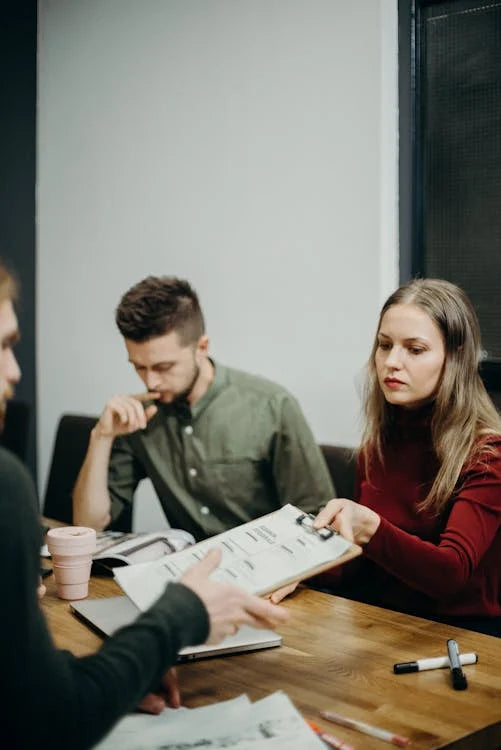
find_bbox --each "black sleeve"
[0,449,209,750]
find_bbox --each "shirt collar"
[190,359,227,419]
[157,362,227,424]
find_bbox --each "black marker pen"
[394,652,477,674]
[447,639,468,690]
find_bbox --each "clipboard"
[115,504,362,612]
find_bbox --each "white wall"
[38,0,398,527]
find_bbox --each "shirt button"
[184,425,193,435]
[200,506,210,515]
[188,468,197,477]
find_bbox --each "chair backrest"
[42,414,98,523]
[0,399,31,463]
[319,444,357,499]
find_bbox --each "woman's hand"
[313,498,381,545]
[267,580,299,604]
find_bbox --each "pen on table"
[320,710,409,747]
[394,651,477,674]
[447,639,468,690]
[306,720,354,750]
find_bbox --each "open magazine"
[91,529,195,574]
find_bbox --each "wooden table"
[41,573,501,750]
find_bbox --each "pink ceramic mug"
[46,527,96,600]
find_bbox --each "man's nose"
[144,371,162,391]
[7,349,21,384]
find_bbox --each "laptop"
[70,596,282,662]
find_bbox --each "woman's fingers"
[313,498,346,528]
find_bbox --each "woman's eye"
[377,342,391,351]
[409,347,424,355]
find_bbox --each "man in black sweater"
[0,262,287,749]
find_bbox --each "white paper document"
[115,504,357,611]
[94,692,325,750]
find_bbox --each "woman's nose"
[385,346,403,369]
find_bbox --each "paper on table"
[115,503,360,612]
[94,695,249,750]
[94,692,324,750]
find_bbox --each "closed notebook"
[70,595,282,661]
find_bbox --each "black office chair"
[0,398,31,463]
[42,414,98,524]
[319,444,357,499]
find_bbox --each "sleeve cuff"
[155,582,210,649]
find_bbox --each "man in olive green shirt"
[73,276,334,541]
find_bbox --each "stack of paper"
[95,692,325,750]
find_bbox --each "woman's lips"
[384,377,406,388]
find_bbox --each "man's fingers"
[131,398,147,427]
[244,595,288,626]
[37,580,46,600]
[144,404,158,422]
[183,547,222,583]
[137,692,166,715]
[133,391,161,402]
[160,667,181,708]
[109,402,129,426]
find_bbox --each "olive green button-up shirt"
[108,363,334,540]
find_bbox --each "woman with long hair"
[313,278,501,635]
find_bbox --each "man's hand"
[94,392,160,439]
[37,577,46,600]
[313,498,380,545]
[137,668,180,714]
[181,548,289,644]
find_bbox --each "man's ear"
[197,335,209,354]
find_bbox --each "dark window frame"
[398,0,501,392]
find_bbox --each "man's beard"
[160,362,200,406]
[0,383,14,433]
[173,362,200,404]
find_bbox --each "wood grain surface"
[41,573,501,749]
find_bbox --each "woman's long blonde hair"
[361,278,501,514]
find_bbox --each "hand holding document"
[115,504,361,612]
[179,547,289,643]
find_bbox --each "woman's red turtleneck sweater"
[318,407,501,621]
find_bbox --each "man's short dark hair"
[115,276,205,345]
